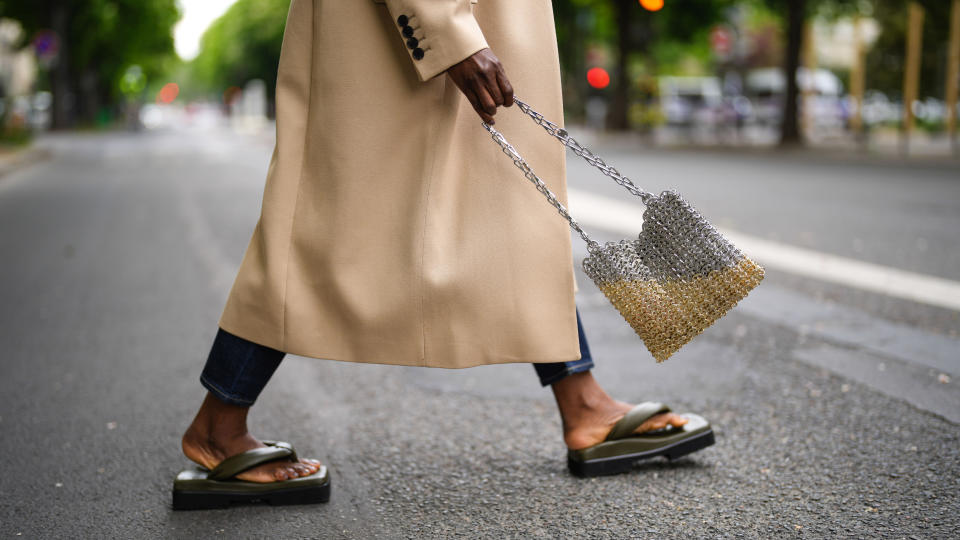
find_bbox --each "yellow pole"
[902,2,925,152]
[946,0,960,152]
[849,16,866,138]
[802,21,816,137]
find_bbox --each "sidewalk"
[0,143,50,178]
[567,125,960,166]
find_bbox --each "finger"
[477,107,496,124]
[462,87,495,124]
[484,69,504,107]
[474,85,498,118]
[497,68,514,107]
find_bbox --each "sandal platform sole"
[173,478,331,510]
[568,429,715,478]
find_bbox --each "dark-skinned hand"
[446,47,514,124]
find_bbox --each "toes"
[267,460,319,482]
[648,418,669,430]
[642,415,668,431]
[634,413,684,434]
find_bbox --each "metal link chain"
[485,98,765,364]
[481,122,600,251]
[512,97,654,205]
[481,96,653,251]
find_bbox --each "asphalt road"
[0,122,957,539]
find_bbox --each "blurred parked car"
[659,76,723,128]
[746,67,846,133]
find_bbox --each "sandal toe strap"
[262,440,298,462]
[605,402,672,442]
[208,442,295,481]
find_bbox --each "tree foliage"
[866,0,953,100]
[0,0,180,127]
[189,0,290,111]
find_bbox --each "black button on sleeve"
[406,37,419,49]
[402,25,414,38]
[412,48,425,60]
[397,15,408,27]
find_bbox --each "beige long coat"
[219,0,580,368]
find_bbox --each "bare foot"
[551,372,689,451]
[181,393,321,483]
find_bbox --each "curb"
[0,145,52,179]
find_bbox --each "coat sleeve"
[378,0,489,82]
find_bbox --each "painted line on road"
[567,188,960,312]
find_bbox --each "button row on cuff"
[397,14,427,61]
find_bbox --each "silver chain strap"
[482,97,653,251]
[512,98,654,205]
[481,121,599,250]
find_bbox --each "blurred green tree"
[866,0,952,104]
[762,0,949,145]
[0,0,180,128]
[761,0,865,146]
[189,0,290,116]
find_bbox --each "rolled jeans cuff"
[200,373,258,407]
[199,328,285,407]
[533,308,595,386]
[534,357,595,386]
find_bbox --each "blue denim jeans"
[201,310,595,407]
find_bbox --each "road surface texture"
[0,122,957,538]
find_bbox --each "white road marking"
[567,188,960,312]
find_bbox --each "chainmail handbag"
[483,98,765,362]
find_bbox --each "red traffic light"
[587,67,610,89]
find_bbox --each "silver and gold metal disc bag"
[484,99,765,363]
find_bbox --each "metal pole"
[802,21,816,138]
[849,16,866,141]
[946,0,960,155]
[902,2,925,155]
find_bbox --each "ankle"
[551,372,618,424]
[186,393,253,443]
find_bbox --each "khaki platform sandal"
[173,441,330,510]
[568,402,715,477]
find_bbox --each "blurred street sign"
[710,25,732,56]
[32,30,59,62]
